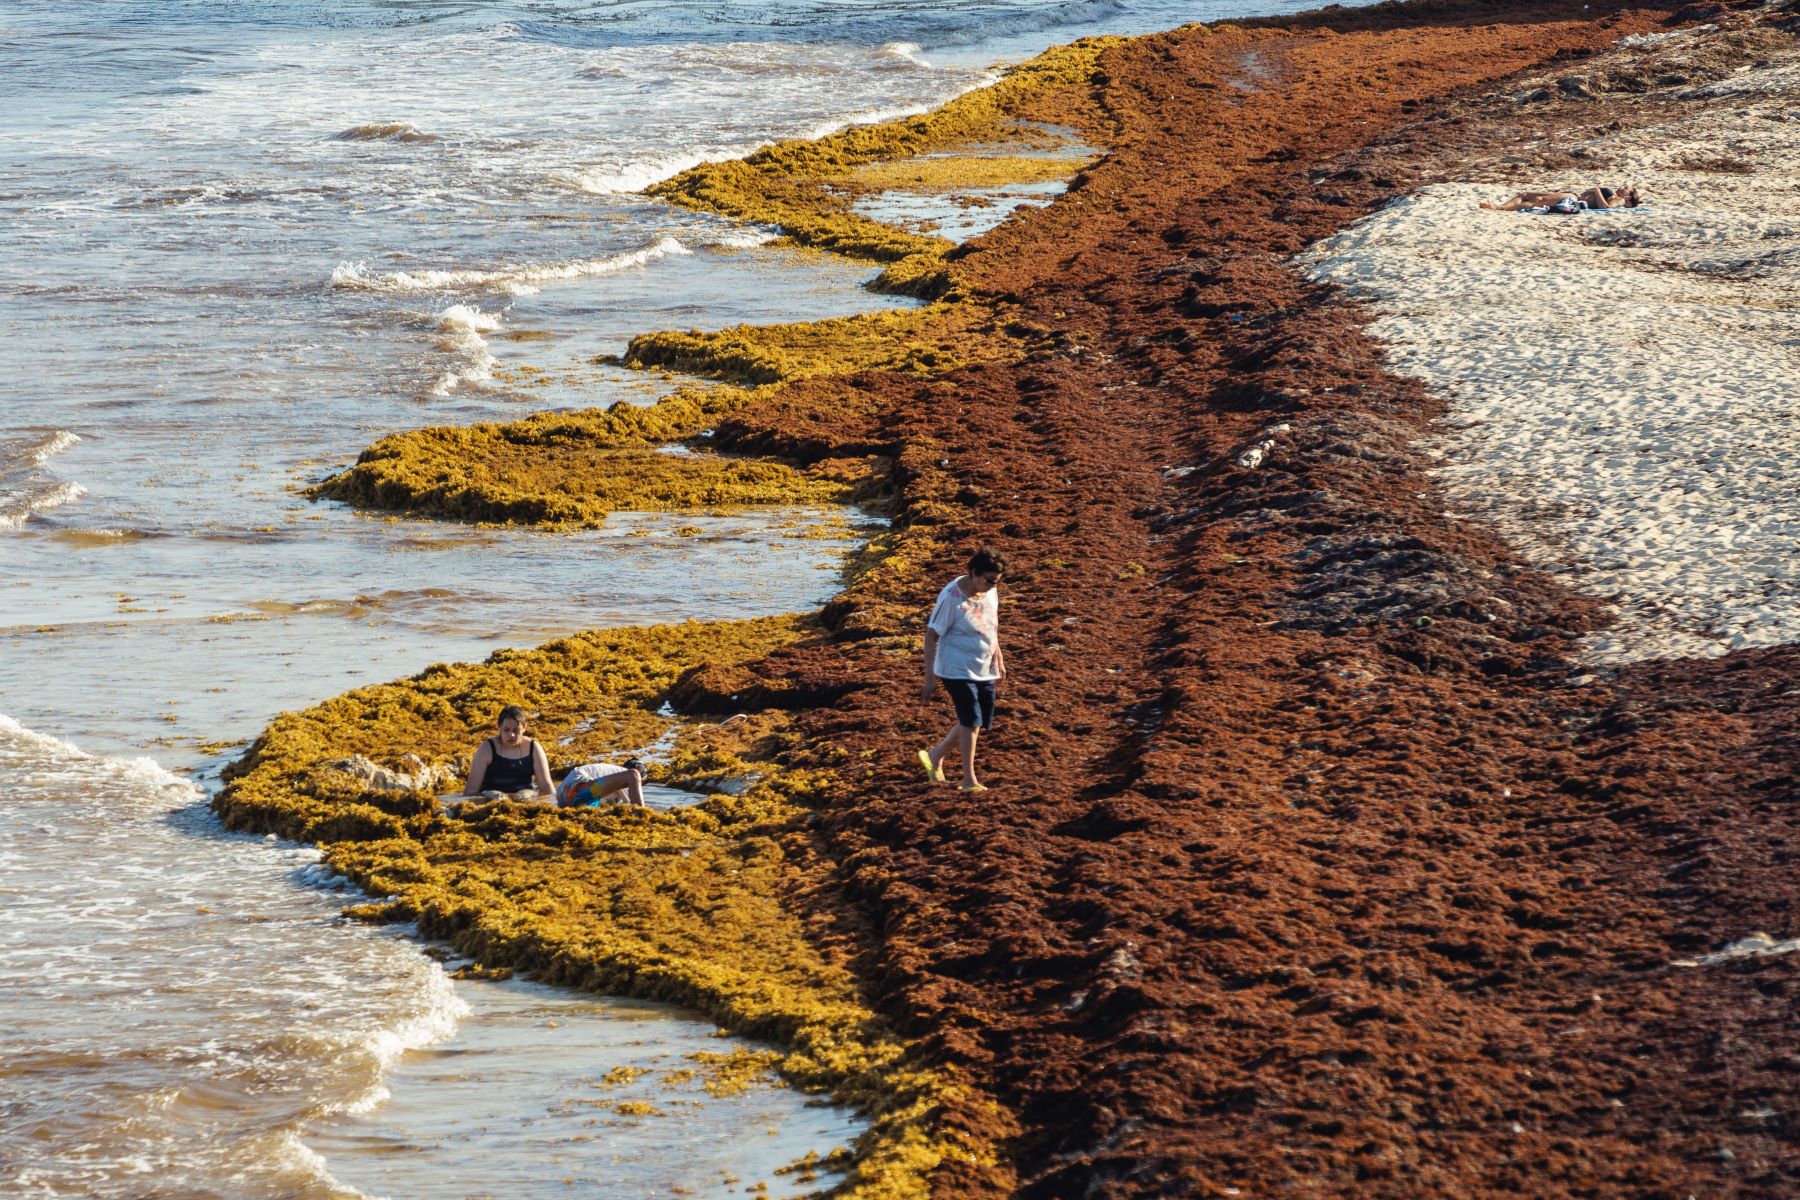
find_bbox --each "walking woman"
[918,547,1006,791]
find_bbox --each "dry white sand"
[1299,52,1800,665]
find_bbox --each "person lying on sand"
[1481,185,1640,212]
[554,758,648,808]
[462,704,555,800]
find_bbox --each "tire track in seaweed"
[806,342,1202,1198]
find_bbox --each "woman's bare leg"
[929,723,962,776]
[958,726,981,789]
[1480,190,1571,211]
[577,771,644,807]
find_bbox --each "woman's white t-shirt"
[927,577,1000,681]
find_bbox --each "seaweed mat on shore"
[223,0,1800,1195]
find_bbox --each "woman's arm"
[462,742,491,796]
[989,593,1004,682]
[532,742,555,797]
[920,629,940,700]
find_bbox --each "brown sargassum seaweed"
[224,4,1800,1196]
[223,37,1103,1200]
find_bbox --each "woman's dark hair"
[496,704,528,726]
[623,758,645,773]
[967,547,1006,578]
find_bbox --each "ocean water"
[0,0,1333,1195]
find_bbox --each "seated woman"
[1481,185,1640,212]
[462,705,555,800]
[555,758,647,809]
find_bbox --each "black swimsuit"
[481,737,537,792]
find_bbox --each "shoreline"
[222,1,1800,1196]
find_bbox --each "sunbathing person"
[1481,185,1640,212]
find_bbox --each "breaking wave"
[0,430,84,529]
[332,121,439,143]
[798,77,998,142]
[709,227,782,249]
[875,41,934,69]
[435,304,502,334]
[557,72,992,198]
[553,150,754,196]
[429,304,503,395]
[7,429,80,468]
[0,711,198,803]
[329,236,692,296]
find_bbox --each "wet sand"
[238,0,1800,1194]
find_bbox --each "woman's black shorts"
[942,678,996,730]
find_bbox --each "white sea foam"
[361,987,466,1085]
[0,429,86,527]
[0,710,93,760]
[11,429,81,467]
[264,1132,376,1200]
[317,957,468,1118]
[429,364,491,396]
[800,69,998,141]
[330,236,692,296]
[801,98,935,143]
[296,861,359,892]
[0,479,86,529]
[1673,931,1800,968]
[556,68,994,197]
[430,304,502,394]
[563,90,991,199]
[1618,24,1714,48]
[708,226,783,249]
[435,303,502,334]
[0,712,201,803]
[554,150,754,195]
[1,708,468,1197]
[876,41,934,69]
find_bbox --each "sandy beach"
[1302,35,1800,665]
[203,0,1800,1195]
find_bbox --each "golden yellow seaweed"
[839,153,1089,193]
[649,39,1115,300]
[214,613,994,1197]
[307,386,859,527]
[612,1101,663,1117]
[230,35,1120,1196]
[619,305,1000,386]
[309,39,1110,529]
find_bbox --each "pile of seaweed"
[220,0,1800,1195]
